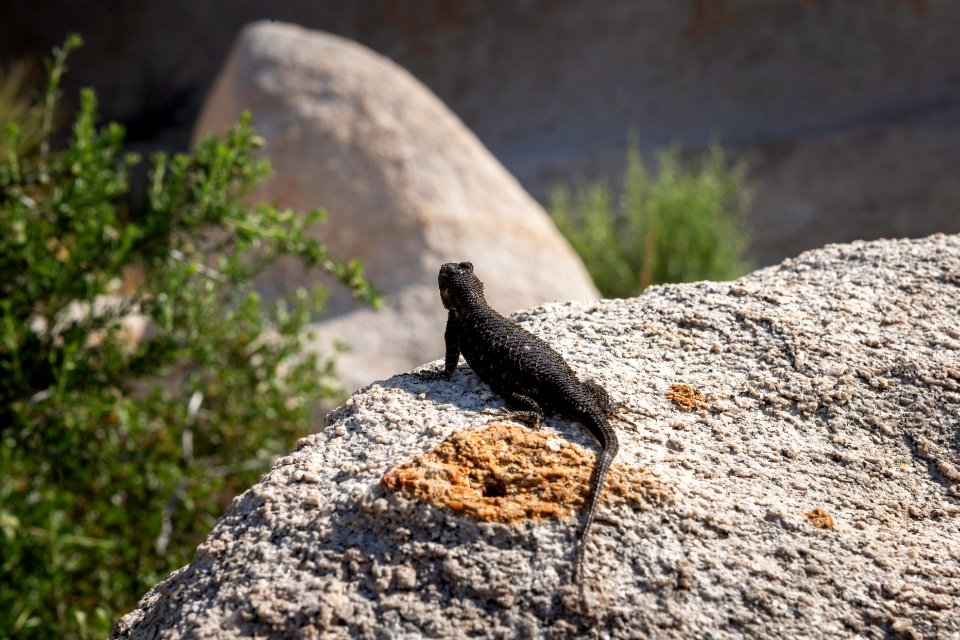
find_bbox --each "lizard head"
[438,261,483,310]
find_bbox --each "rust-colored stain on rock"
[381,423,672,524]
[667,383,705,410]
[805,507,835,530]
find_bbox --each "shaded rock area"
[112,234,960,639]
[194,21,598,392]
[6,2,960,266]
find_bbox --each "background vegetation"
[0,36,377,639]
[549,139,753,298]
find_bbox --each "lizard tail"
[574,417,619,583]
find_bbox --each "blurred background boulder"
[193,21,598,391]
[4,0,959,268]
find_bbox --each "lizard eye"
[458,261,473,271]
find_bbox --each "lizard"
[416,261,619,582]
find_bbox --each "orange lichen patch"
[805,508,835,530]
[666,383,705,410]
[381,423,672,524]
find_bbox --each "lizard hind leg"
[501,392,545,430]
[582,380,621,414]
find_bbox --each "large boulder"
[194,21,598,392]
[113,234,960,638]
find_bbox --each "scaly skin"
[418,261,619,582]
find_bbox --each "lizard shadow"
[372,367,517,421]
[372,369,601,450]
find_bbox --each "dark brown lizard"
[417,261,619,582]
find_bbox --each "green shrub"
[0,36,378,639]
[549,138,753,298]
[0,62,44,159]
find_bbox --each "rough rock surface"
[193,21,598,391]
[112,235,960,639]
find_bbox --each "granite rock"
[113,234,960,639]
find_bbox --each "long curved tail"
[574,411,619,582]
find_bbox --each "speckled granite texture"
[113,234,960,639]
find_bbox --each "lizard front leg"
[416,311,461,380]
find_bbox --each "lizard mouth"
[439,286,453,308]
